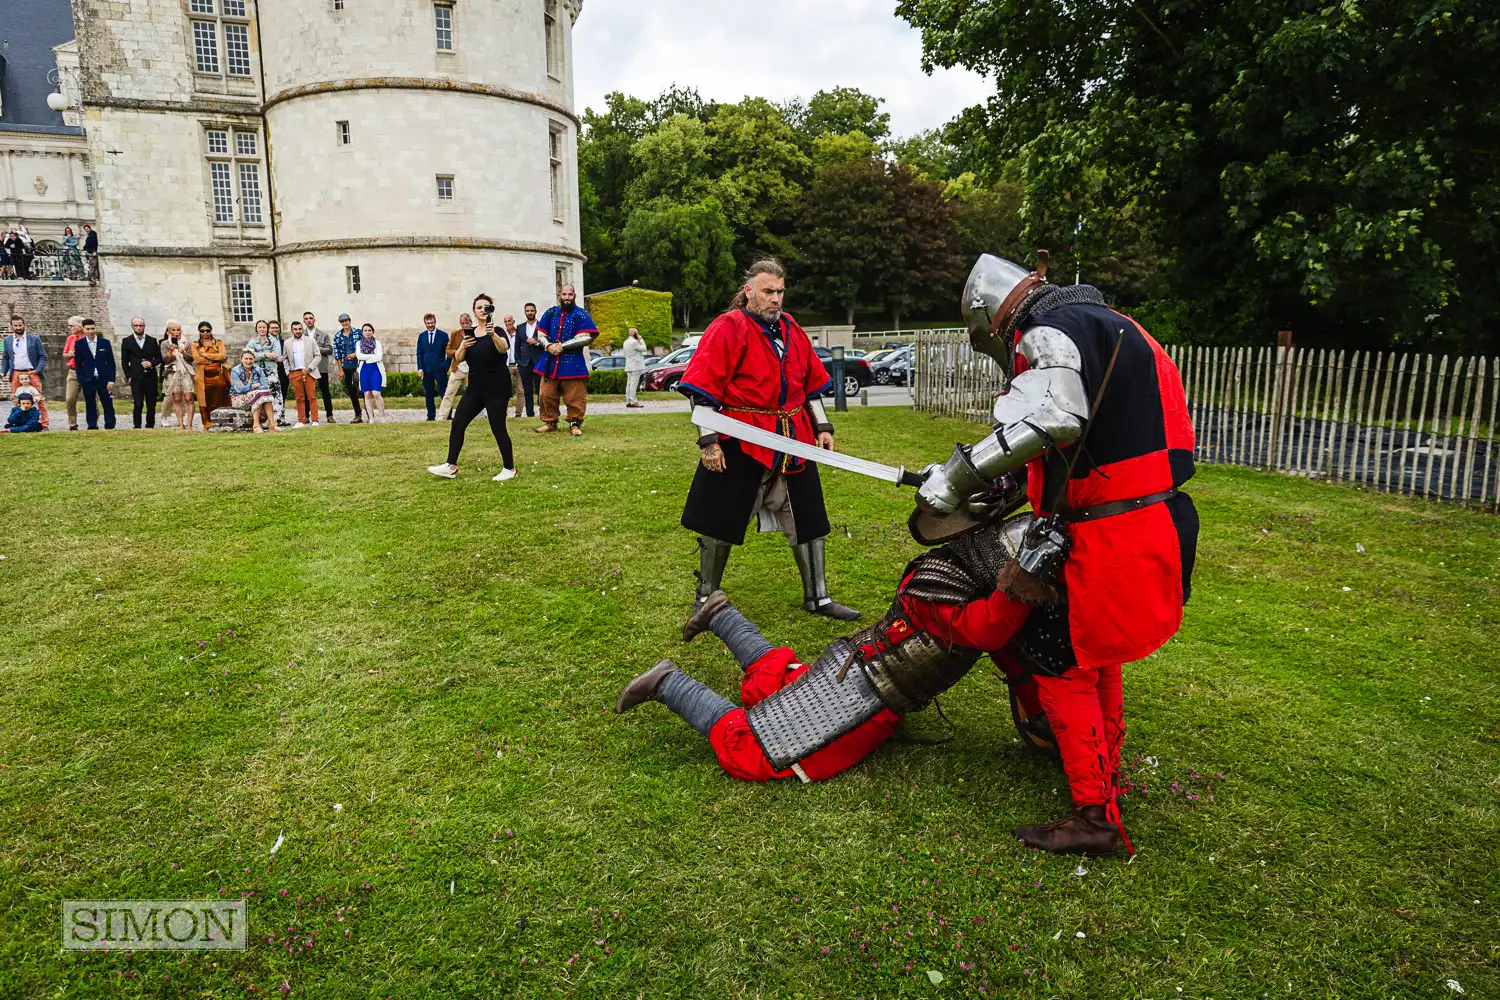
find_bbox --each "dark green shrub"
[384,372,422,397]
[584,287,674,351]
[587,369,628,394]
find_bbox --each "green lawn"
[1,409,1496,999]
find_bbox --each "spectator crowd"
[1,285,612,445]
[1,223,99,281]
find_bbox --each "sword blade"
[691,406,920,487]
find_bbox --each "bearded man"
[533,283,597,436]
[677,259,858,620]
[914,252,1199,856]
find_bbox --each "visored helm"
[961,252,1051,378]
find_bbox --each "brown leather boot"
[614,659,678,714]
[1015,805,1121,857]
[682,590,732,643]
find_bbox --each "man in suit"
[415,312,450,421]
[74,318,117,430]
[119,316,163,429]
[302,311,337,423]
[512,302,543,419]
[2,314,48,430]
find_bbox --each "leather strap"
[1061,488,1178,524]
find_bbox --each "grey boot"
[791,537,860,620]
[694,536,733,607]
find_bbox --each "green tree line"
[898,0,1500,351]
[579,85,1027,330]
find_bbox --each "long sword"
[691,406,924,487]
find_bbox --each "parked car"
[643,354,667,369]
[641,346,698,392]
[591,355,627,371]
[869,345,914,386]
[813,346,873,398]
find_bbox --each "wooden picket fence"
[913,329,1500,509]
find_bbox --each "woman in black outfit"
[428,293,518,481]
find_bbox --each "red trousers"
[707,647,902,782]
[1033,663,1125,808]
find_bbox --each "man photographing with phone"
[427,293,518,482]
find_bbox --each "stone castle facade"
[73,0,585,346]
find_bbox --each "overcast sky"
[572,0,992,138]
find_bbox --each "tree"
[801,87,892,141]
[579,92,654,290]
[626,114,713,206]
[888,128,966,180]
[791,158,902,325]
[898,0,1500,349]
[619,197,739,329]
[810,130,879,169]
[705,98,813,265]
[943,172,1024,264]
[884,164,965,327]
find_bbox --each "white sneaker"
[493,468,518,482]
[292,422,304,429]
[427,464,458,479]
[310,421,320,427]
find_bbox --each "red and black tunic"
[1014,303,1199,671]
[679,310,835,545]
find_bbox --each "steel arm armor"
[560,331,594,351]
[805,396,834,436]
[916,327,1089,514]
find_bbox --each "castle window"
[227,273,254,324]
[204,125,265,230]
[544,1,563,80]
[337,120,351,145]
[436,175,454,200]
[434,4,454,51]
[549,122,565,223]
[346,266,362,294]
[332,0,345,9]
[190,0,254,85]
[555,263,573,292]
[193,22,220,74]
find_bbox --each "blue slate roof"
[0,0,81,134]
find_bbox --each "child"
[3,390,43,433]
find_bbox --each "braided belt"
[723,405,804,473]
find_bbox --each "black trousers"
[447,385,515,469]
[681,436,831,545]
[516,363,540,416]
[82,380,116,429]
[131,372,158,428]
[422,372,449,420]
[318,370,335,419]
[341,367,362,413]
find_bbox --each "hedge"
[585,287,674,352]
[382,369,643,396]
[587,369,628,394]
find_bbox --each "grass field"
[0,408,1496,999]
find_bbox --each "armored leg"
[695,536,733,605]
[791,537,860,620]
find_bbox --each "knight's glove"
[916,445,988,514]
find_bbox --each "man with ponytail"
[677,259,859,620]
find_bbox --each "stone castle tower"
[73,0,584,344]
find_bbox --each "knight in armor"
[913,252,1201,857]
[677,259,859,621]
[615,513,1046,784]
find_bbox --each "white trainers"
[427,464,458,479]
[292,422,304,429]
[493,468,518,482]
[310,421,320,427]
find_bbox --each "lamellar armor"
[745,515,1031,771]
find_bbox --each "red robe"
[679,310,832,473]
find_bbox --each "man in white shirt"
[302,311,336,423]
[2,315,48,430]
[501,314,524,417]
[283,319,322,427]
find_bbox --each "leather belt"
[1060,488,1178,524]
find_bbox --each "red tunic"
[1014,308,1196,669]
[679,310,832,473]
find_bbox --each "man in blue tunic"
[533,284,597,436]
